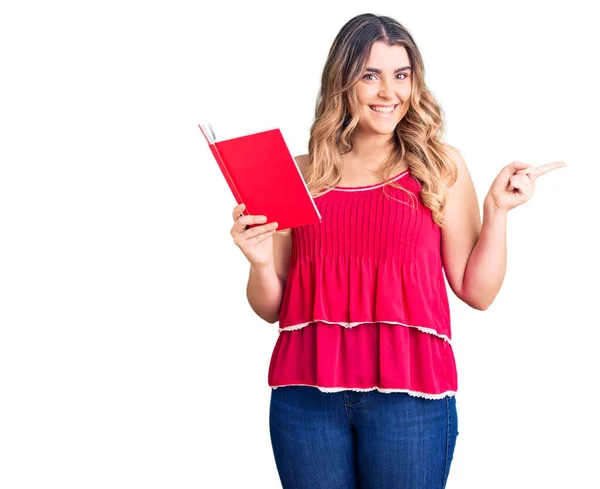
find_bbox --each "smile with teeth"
[369,104,399,115]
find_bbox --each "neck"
[343,131,396,170]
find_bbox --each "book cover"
[198,123,322,230]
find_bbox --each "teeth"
[371,105,395,113]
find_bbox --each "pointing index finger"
[534,161,566,177]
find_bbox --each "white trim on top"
[278,318,451,344]
[332,169,410,192]
[270,384,456,400]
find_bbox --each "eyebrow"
[365,66,412,74]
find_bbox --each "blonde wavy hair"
[278,13,458,236]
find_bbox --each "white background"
[1,1,598,488]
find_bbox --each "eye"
[362,72,409,81]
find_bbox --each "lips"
[369,104,399,113]
[369,104,399,115]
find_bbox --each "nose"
[378,79,393,99]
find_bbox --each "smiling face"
[352,41,412,136]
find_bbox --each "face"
[352,41,412,136]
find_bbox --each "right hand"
[230,203,279,267]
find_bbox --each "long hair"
[282,13,458,235]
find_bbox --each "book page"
[198,123,216,144]
[200,115,280,142]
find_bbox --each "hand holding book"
[229,202,280,268]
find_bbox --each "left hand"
[486,160,566,212]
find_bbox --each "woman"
[229,13,564,489]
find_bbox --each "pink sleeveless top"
[267,169,458,399]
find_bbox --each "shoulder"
[442,143,462,163]
[294,154,310,177]
[440,143,467,188]
[440,143,478,220]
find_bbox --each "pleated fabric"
[267,169,458,399]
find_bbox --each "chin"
[355,120,390,134]
[370,121,401,135]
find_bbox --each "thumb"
[505,161,533,174]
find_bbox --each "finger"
[508,174,532,192]
[507,161,535,173]
[251,228,278,245]
[515,168,538,185]
[235,222,279,241]
[237,214,268,226]
[231,214,269,235]
[232,203,246,221]
[516,167,536,176]
[507,173,525,189]
[510,180,531,195]
[507,179,522,192]
[533,161,566,178]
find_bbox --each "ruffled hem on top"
[268,321,457,399]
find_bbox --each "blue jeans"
[269,386,458,489]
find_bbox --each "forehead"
[366,42,410,68]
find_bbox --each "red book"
[198,123,322,230]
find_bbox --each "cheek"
[356,85,377,104]
[351,92,373,117]
[399,84,412,101]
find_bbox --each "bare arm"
[460,198,507,310]
[246,260,286,324]
[462,159,566,310]
[245,154,308,323]
[440,145,486,309]
[441,146,564,311]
